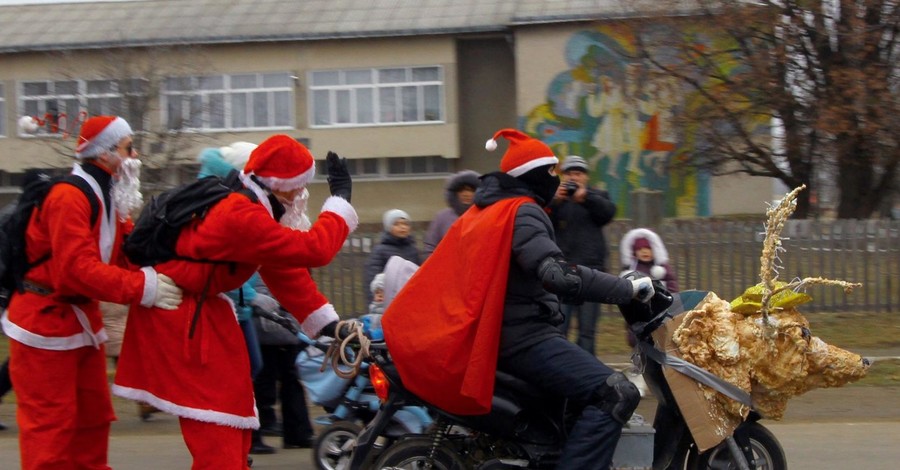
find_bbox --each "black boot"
[249,430,276,455]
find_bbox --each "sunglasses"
[110,143,134,155]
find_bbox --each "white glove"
[631,278,655,303]
[250,293,280,313]
[154,273,183,310]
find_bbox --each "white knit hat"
[382,209,410,232]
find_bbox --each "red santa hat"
[242,134,315,191]
[75,115,133,159]
[485,128,558,177]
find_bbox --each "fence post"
[630,189,665,229]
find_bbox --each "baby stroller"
[293,314,432,470]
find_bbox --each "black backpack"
[0,173,99,302]
[123,169,256,267]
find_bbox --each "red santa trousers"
[179,417,252,470]
[10,340,115,470]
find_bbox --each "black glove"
[326,151,352,202]
[537,256,582,303]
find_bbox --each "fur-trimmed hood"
[620,228,669,267]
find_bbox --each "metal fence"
[312,219,900,315]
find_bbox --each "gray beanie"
[561,155,589,173]
[382,209,410,232]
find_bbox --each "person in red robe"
[2,115,184,470]
[383,128,655,469]
[113,135,357,470]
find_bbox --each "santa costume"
[112,135,357,469]
[3,116,162,469]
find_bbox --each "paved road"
[2,389,899,469]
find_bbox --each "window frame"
[308,66,445,129]
[17,78,147,137]
[161,72,295,132]
[0,83,5,137]
[313,155,452,180]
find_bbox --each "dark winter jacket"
[475,173,634,359]
[363,233,420,303]
[548,188,616,270]
[423,171,480,260]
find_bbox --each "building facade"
[0,0,773,222]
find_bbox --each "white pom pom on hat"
[484,128,558,177]
[650,265,667,279]
[18,116,39,134]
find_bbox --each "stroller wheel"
[313,421,363,470]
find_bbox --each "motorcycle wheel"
[685,422,786,470]
[373,437,467,470]
[313,421,363,470]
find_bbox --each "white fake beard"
[279,188,312,231]
[113,158,144,220]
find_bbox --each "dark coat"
[475,173,633,359]
[548,188,616,270]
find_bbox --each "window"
[19,79,147,136]
[0,83,5,136]
[314,156,450,179]
[162,73,293,131]
[309,66,443,128]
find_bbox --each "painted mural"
[521,25,747,217]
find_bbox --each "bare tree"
[629,0,899,218]
[23,44,219,192]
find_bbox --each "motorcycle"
[346,280,787,469]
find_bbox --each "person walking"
[112,134,357,469]
[548,155,617,355]
[1,115,184,469]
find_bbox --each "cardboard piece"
[651,294,747,453]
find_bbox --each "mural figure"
[521,27,728,217]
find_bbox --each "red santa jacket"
[383,196,532,415]
[113,192,354,428]
[2,170,148,350]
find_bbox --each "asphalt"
[0,402,316,469]
[1,353,897,469]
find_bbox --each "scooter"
[346,280,786,469]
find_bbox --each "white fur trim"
[321,196,359,233]
[75,117,133,159]
[253,164,315,192]
[301,303,340,338]
[619,228,669,266]
[139,267,158,308]
[485,138,498,151]
[111,384,260,429]
[506,156,559,177]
